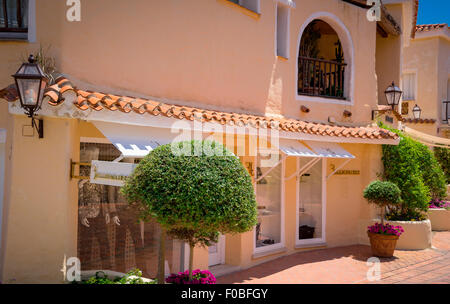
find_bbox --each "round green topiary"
[121,140,258,245]
[363,180,401,208]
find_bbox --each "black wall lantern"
[412,104,422,120]
[12,55,48,138]
[384,81,403,110]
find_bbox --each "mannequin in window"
[77,146,113,270]
[106,185,147,274]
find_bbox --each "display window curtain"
[0,0,28,29]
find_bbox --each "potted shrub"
[363,180,403,257]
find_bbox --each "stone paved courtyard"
[217,231,450,284]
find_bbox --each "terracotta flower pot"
[367,232,399,257]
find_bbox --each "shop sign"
[90,160,137,186]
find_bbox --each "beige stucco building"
[402,23,450,138]
[0,0,417,283]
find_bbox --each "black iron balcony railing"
[443,100,450,123]
[298,56,347,100]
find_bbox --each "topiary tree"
[121,140,257,282]
[363,180,401,224]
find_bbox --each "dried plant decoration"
[21,46,58,85]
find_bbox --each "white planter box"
[367,219,432,250]
[386,220,432,250]
[428,209,450,231]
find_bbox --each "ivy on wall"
[380,124,447,221]
[434,147,450,184]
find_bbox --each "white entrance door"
[208,235,225,266]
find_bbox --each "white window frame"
[0,0,36,42]
[253,153,285,254]
[295,158,327,247]
[275,2,291,59]
[401,70,417,101]
[230,0,261,14]
[295,12,355,105]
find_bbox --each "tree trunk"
[189,243,194,281]
[156,226,166,284]
[380,207,385,225]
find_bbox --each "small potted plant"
[363,180,404,257]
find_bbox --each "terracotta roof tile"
[415,24,448,33]
[0,78,399,141]
[402,118,436,124]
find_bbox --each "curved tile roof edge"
[0,76,399,141]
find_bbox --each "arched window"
[298,19,347,100]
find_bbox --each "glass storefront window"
[255,155,282,250]
[78,143,183,279]
[297,158,323,243]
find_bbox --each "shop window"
[77,142,184,278]
[255,154,283,252]
[402,73,416,101]
[0,0,29,40]
[297,158,324,244]
[276,3,289,58]
[227,0,260,14]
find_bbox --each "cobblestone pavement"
[217,231,450,284]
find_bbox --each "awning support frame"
[285,157,321,181]
[326,158,352,180]
[255,155,287,183]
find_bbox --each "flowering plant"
[368,223,404,237]
[165,269,216,284]
[429,199,450,209]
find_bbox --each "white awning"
[305,141,355,159]
[278,139,318,157]
[277,139,354,159]
[93,121,190,158]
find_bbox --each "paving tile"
[217,231,450,284]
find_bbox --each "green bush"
[122,140,258,280]
[77,269,156,284]
[434,147,450,184]
[380,125,441,220]
[415,142,447,199]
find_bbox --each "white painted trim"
[208,234,226,266]
[274,0,296,8]
[253,153,285,255]
[295,12,355,105]
[295,158,326,246]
